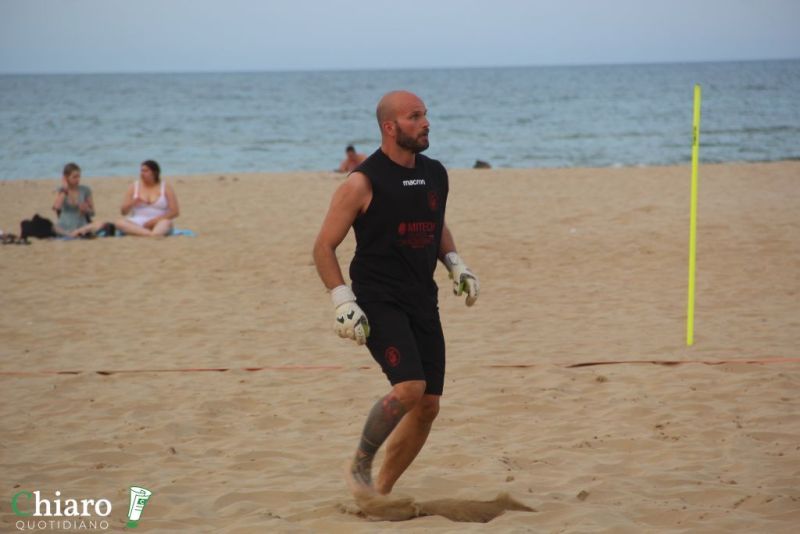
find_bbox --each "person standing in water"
[337,145,367,173]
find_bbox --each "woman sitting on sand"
[53,162,109,237]
[115,160,180,237]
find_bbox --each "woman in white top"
[115,160,180,237]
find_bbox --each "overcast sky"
[1,0,799,73]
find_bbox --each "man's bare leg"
[374,394,439,495]
[348,380,425,496]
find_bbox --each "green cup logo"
[126,487,152,528]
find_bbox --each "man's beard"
[395,122,429,153]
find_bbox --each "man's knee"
[415,395,440,423]
[391,380,426,410]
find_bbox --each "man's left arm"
[439,221,479,306]
[439,222,457,259]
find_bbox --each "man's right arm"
[312,172,372,289]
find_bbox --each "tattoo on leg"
[351,395,407,486]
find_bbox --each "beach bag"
[20,214,57,239]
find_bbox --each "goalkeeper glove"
[331,285,370,345]
[444,252,479,306]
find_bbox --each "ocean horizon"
[4,56,799,75]
[1,59,798,180]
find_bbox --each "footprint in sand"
[338,491,536,523]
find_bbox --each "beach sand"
[1,161,798,532]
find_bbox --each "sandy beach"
[1,161,798,532]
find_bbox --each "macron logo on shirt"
[402,179,426,186]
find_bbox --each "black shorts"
[360,300,446,396]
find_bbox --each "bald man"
[313,90,480,497]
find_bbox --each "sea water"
[1,60,798,179]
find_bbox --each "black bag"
[20,214,57,239]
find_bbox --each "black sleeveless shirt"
[349,149,449,311]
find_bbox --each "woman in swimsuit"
[115,160,180,237]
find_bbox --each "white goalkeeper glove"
[444,252,479,306]
[330,285,370,345]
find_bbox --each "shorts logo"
[385,346,401,367]
[427,190,439,211]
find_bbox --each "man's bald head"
[375,90,430,155]
[376,90,424,130]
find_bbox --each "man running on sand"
[313,90,480,497]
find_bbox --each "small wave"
[222,115,255,124]
[699,142,741,148]
[705,125,800,135]
[249,138,299,145]
[547,132,599,141]
[549,94,579,103]
[744,84,772,91]
[741,155,800,163]
[547,130,662,141]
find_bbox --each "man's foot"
[344,457,377,500]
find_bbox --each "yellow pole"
[687,84,702,346]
